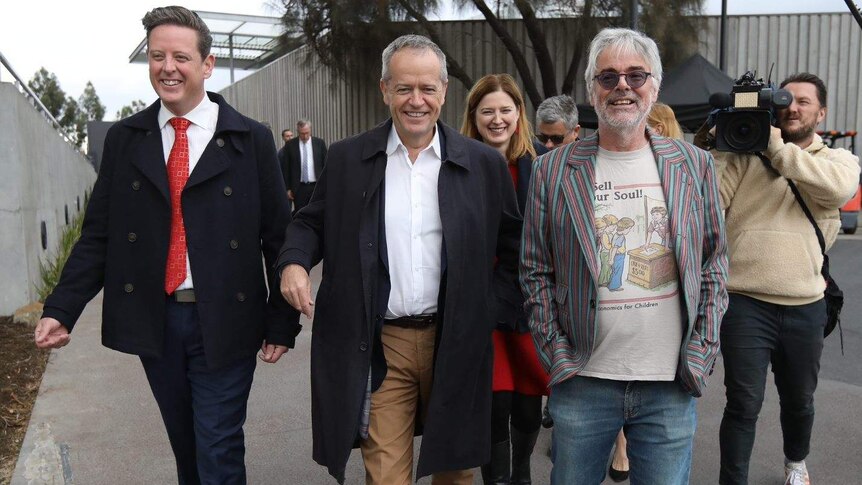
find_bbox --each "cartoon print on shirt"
[644,205,670,249]
[597,214,618,287]
[594,181,678,296]
[608,217,634,291]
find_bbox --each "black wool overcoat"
[278,120,522,481]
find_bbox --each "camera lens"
[725,113,763,151]
[714,109,772,152]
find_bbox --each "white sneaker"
[784,459,810,485]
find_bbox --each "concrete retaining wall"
[0,82,96,316]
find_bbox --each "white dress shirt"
[158,95,219,290]
[300,138,317,183]
[384,126,443,318]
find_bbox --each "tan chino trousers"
[359,324,474,485]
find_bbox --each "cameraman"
[702,73,859,485]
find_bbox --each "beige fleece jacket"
[713,131,860,305]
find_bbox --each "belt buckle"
[173,289,196,303]
[387,314,436,328]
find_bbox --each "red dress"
[491,164,550,396]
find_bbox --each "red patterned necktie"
[164,117,191,294]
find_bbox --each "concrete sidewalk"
[12,265,862,484]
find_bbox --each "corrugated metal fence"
[221,13,861,152]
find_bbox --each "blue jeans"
[548,376,696,485]
[719,293,825,485]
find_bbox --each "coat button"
[367,242,373,248]
[124,283,134,293]
[223,186,233,196]
[359,342,368,352]
[131,180,141,190]
[229,239,239,249]
[376,313,383,320]
[127,232,137,242]
[236,292,246,302]
[216,138,225,147]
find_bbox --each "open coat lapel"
[562,135,601,281]
[186,94,248,189]
[124,93,246,199]
[358,121,391,324]
[651,132,699,323]
[125,102,170,202]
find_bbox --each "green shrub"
[35,204,86,302]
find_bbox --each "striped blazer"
[519,131,728,397]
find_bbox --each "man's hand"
[287,190,295,200]
[259,341,289,363]
[769,126,783,146]
[280,264,314,318]
[34,317,71,349]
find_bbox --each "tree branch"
[394,0,474,89]
[561,0,596,96]
[513,0,557,98]
[471,0,542,107]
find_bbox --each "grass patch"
[35,203,86,302]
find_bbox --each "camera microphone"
[709,92,733,109]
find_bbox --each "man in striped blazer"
[520,28,728,485]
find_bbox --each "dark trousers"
[718,293,825,485]
[293,182,316,215]
[141,298,257,485]
[491,391,542,442]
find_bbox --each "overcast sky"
[0,0,854,120]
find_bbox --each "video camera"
[709,71,793,152]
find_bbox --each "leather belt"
[170,289,196,303]
[385,314,437,329]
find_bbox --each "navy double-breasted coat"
[42,92,300,369]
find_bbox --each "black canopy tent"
[575,53,735,132]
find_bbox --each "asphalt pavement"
[12,239,862,484]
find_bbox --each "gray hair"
[381,34,448,84]
[584,28,662,99]
[296,119,311,129]
[142,6,213,58]
[536,95,579,130]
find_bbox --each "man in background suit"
[34,6,299,484]
[277,128,294,198]
[282,119,327,214]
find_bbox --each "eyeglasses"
[537,133,566,145]
[593,70,652,90]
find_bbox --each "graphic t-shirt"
[580,145,683,381]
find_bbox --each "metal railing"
[0,50,79,147]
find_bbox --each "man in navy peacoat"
[35,7,299,484]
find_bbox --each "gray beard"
[597,103,651,134]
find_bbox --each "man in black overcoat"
[278,34,521,484]
[34,6,300,484]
